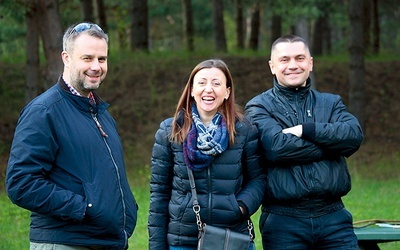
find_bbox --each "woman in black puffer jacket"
[148,59,266,250]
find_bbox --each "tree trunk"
[295,18,310,45]
[248,1,260,51]
[80,0,94,22]
[26,0,40,103]
[131,0,149,52]
[363,0,371,54]
[348,0,366,128]
[181,0,194,52]
[313,14,331,56]
[96,0,108,32]
[36,0,63,89]
[270,15,281,46]
[371,0,379,54]
[235,0,244,50]
[212,0,227,52]
[325,21,332,55]
[313,16,325,56]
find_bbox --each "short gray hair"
[62,22,108,52]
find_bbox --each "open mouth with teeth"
[86,74,101,81]
[202,96,215,103]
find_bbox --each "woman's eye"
[213,82,221,86]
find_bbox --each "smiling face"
[61,33,108,96]
[191,67,230,123]
[269,41,313,88]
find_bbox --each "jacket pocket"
[171,192,193,223]
[207,194,241,226]
[82,182,121,236]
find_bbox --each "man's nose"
[288,59,298,69]
[90,59,101,70]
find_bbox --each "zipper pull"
[92,114,109,138]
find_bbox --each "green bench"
[354,222,400,250]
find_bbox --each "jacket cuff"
[238,201,250,219]
[302,123,315,141]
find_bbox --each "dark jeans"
[259,208,359,249]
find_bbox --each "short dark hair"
[271,35,310,55]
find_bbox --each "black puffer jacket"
[245,78,364,216]
[148,116,265,249]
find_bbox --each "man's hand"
[282,125,303,137]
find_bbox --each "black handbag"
[187,167,253,250]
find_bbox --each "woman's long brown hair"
[170,59,243,145]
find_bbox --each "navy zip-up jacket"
[245,77,364,217]
[6,79,137,249]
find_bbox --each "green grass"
[1,169,400,250]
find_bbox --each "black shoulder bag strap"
[187,167,203,231]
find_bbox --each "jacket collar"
[273,76,311,102]
[57,76,109,113]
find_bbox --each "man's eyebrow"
[277,55,290,59]
[278,54,306,58]
[80,54,108,58]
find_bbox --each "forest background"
[1,0,399,179]
[0,0,400,186]
[0,0,400,248]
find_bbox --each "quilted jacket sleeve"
[235,120,266,217]
[148,118,174,250]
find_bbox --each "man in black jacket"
[245,35,364,249]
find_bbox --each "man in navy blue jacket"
[245,35,364,249]
[6,22,137,250]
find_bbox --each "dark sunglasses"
[72,23,104,33]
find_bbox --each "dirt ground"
[1,57,399,183]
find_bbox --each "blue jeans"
[259,208,359,249]
[169,242,255,250]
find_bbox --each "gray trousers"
[30,242,111,250]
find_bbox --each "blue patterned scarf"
[183,105,229,172]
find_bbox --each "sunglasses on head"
[72,23,104,33]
